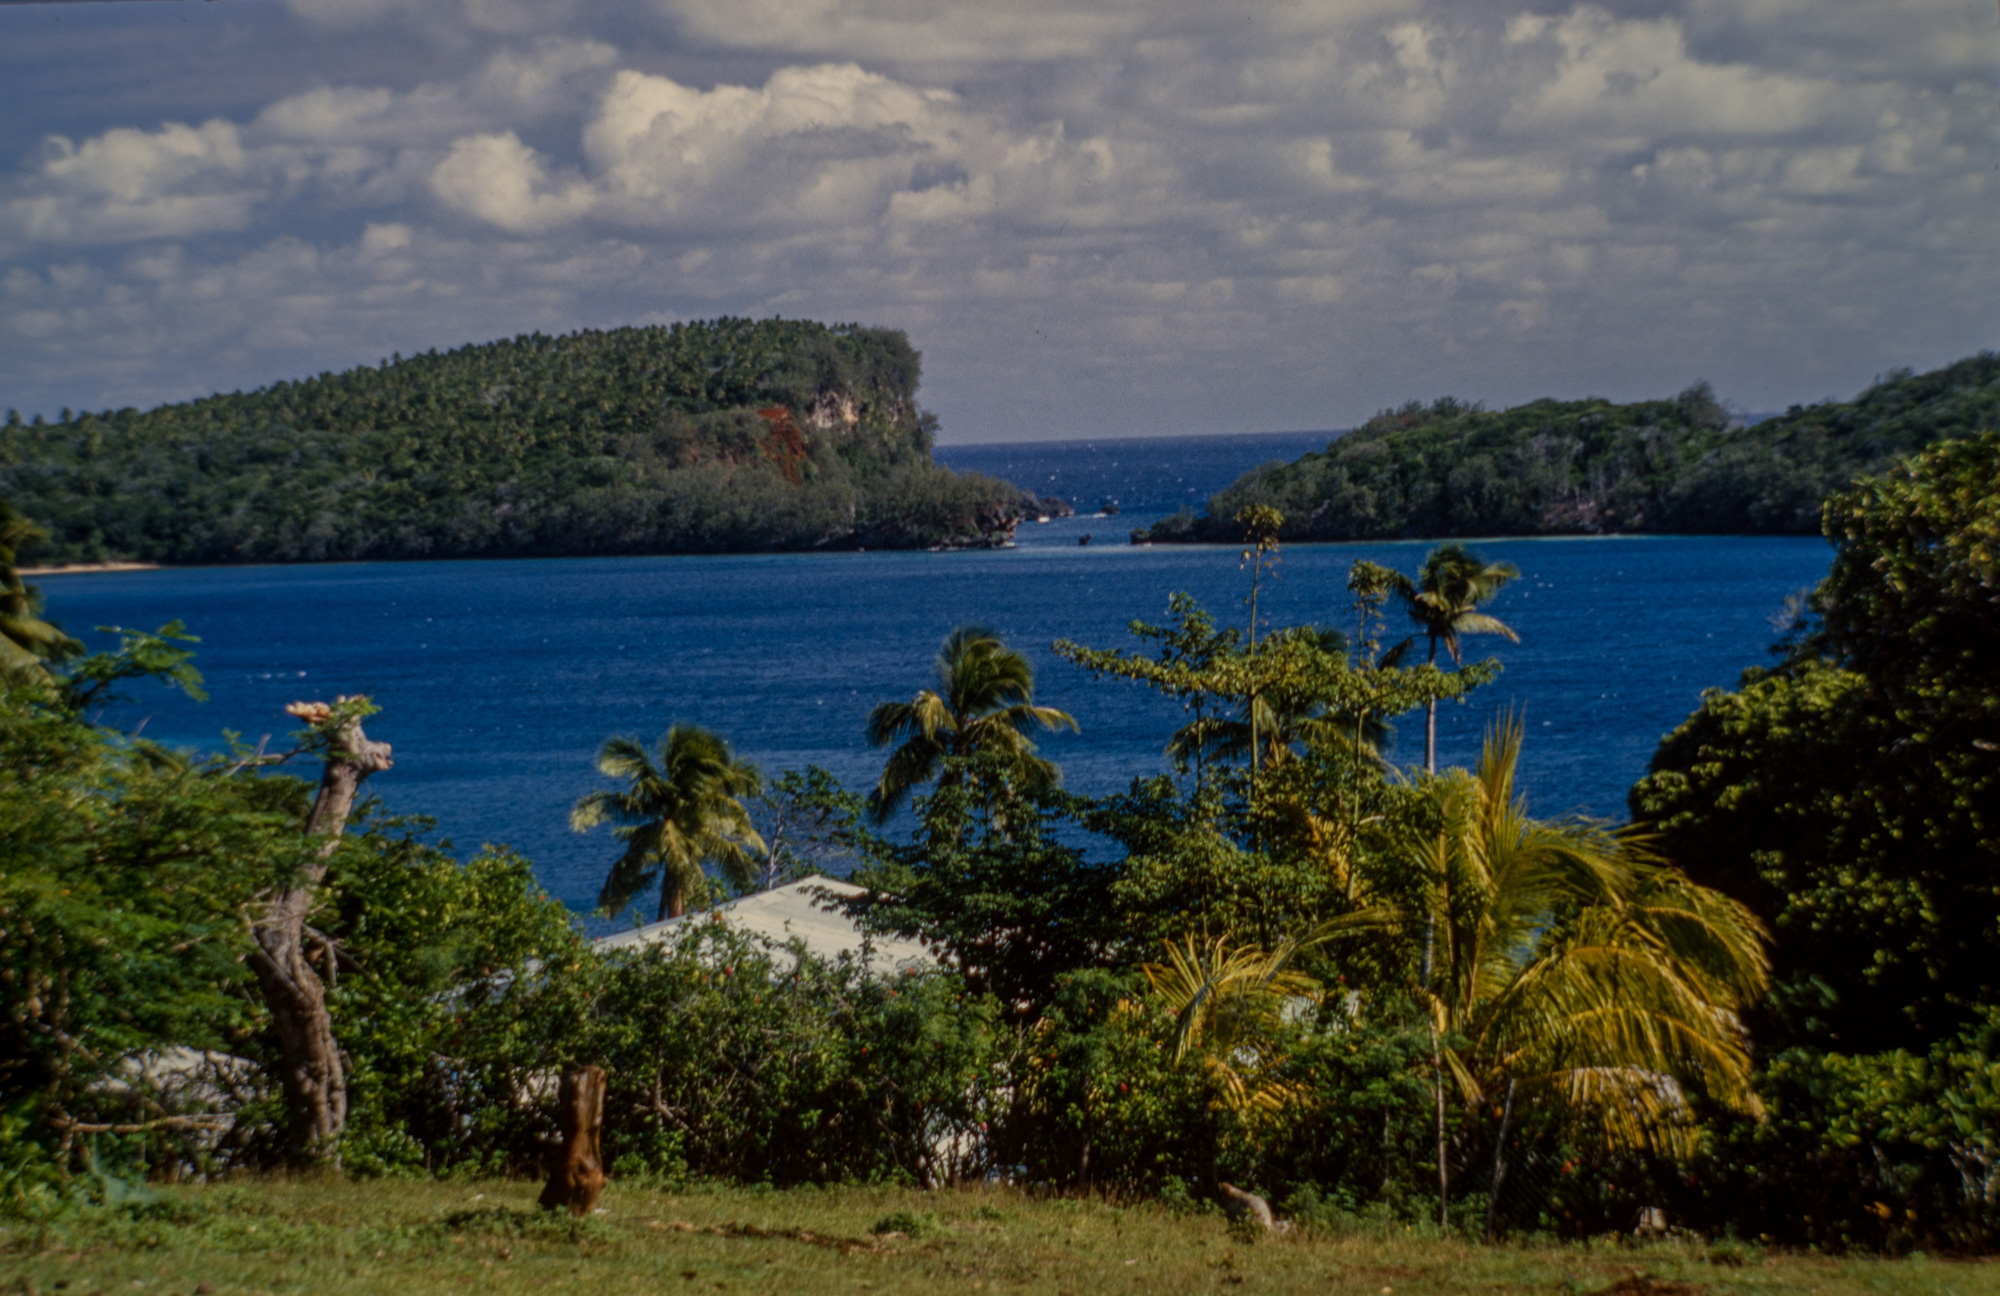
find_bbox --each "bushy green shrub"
[437,922,1006,1187]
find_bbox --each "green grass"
[3,1179,1992,1296]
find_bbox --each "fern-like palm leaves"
[1378,715,1768,1159]
[1142,933,1320,1118]
[571,725,765,922]
[865,624,1077,823]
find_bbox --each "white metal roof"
[593,875,936,977]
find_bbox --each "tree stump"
[539,1066,608,1217]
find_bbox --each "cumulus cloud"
[4,121,264,245]
[431,131,596,232]
[0,0,1992,434]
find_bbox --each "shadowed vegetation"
[1139,352,2000,543]
[0,318,1028,563]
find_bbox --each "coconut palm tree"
[1354,715,1768,1226]
[571,725,765,922]
[865,624,1077,824]
[0,498,80,678]
[1388,544,1520,773]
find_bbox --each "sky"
[0,0,1994,443]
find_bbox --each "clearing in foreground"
[2,1181,1991,1296]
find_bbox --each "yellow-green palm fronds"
[1142,933,1321,1119]
[1350,711,1770,1159]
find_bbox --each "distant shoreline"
[18,561,164,576]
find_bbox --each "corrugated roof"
[593,875,936,977]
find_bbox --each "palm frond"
[592,735,658,782]
[866,691,955,748]
[1452,611,1520,643]
[1358,712,1769,1161]
[867,735,947,823]
[1143,934,1320,1118]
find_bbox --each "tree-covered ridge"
[0,318,1026,564]
[1139,351,2000,543]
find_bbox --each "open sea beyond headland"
[37,433,1832,923]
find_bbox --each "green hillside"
[1138,351,2000,543]
[0,318,1026,564]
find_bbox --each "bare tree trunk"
[1381,1108,1397,1197]
[246,703,391,1168]
[541,1066,608,1216]
[1080,1092,1092,1189]
[1485,1078,1518,1240]
[1421,639,1439,993]
[1434,1038,1450,1229]
[1422,621,1446,776]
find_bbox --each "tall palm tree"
[865,624,1077,823]
[571,725,765,922]
[1388,544,1520,774]
[0,498,81,679]
[1352,716,1768,1226]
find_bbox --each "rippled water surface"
[39,435,1831,916]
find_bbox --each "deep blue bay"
[36,434,1832,924]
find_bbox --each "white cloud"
[660,0,1152,63]
[0,0,1992,433]
[3,121,263,245]
[431,132,596,233]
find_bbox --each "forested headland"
[1138,351,2000,543]
[0,318,1029,565]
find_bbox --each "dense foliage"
[1140,352,2000,542]
[1632,431,2000,1248]
[0,318,1026,563]
[8,443,1997,1250]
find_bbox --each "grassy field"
[2,1179,1991,1296]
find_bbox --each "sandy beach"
[18,561,164,576]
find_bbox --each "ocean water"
[34,434,1832,920]
[938,430,1336,519]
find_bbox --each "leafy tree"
[1164,627,1392,773]
[1633,430,2000,1051]
[864,624,1076,823]
[847,780,1121,1019]
[1059,587,1492,798]
[315,826,588,1178]
[747,766,868,890]
[572,726,766,922]
[1058,586,1490,948]
[0,690,310,1167]
[53,622,205,719]
[0,498,79,680]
